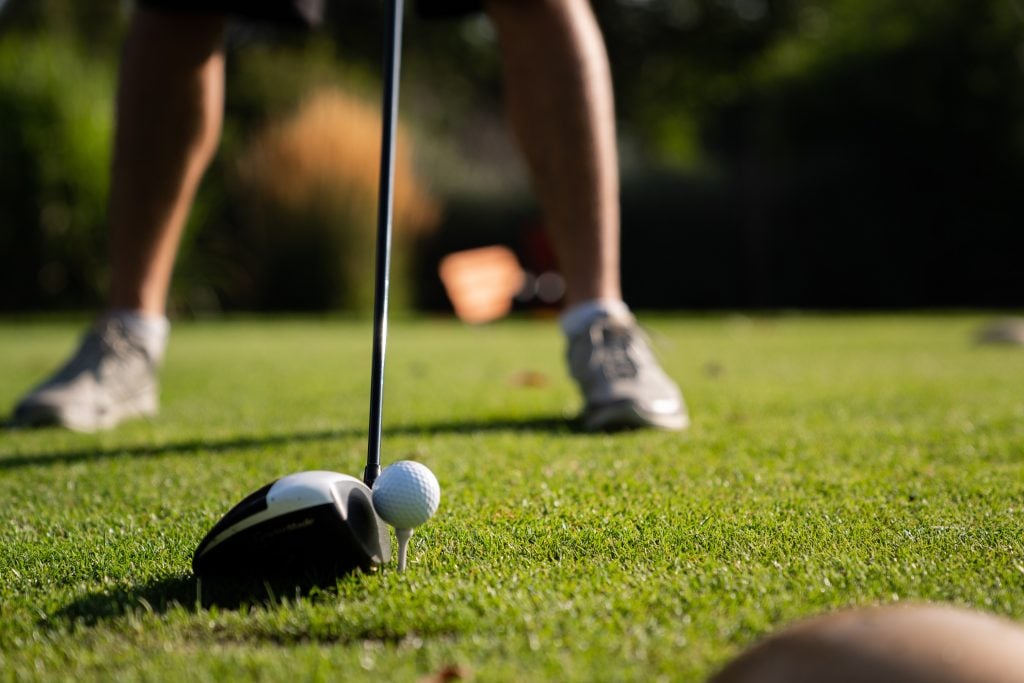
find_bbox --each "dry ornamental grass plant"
[234,88,440,311]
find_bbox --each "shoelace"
[589,320,639,380]
[92,318,148,379]
[98,319,133,357]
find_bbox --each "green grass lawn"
[2,314,1023,681]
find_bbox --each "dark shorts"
[138,0,483,26]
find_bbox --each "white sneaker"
[11,316,161,432]
[567,314,689,431]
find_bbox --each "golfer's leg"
[486,0,687,431]
[108,8,227,316]
[10,9,226,431]
[485,0,620,307]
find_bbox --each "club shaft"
[365,0,405,488]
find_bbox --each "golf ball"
[371,461,441,529]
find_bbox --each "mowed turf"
[1,314,1023,681]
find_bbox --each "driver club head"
[192,471,391,581]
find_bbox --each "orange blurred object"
[439,246,525,324]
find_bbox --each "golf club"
[192,0,406,581]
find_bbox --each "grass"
[1,313,1023,681]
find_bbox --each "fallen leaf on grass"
[508,370,550,387]
[417,664,470,683]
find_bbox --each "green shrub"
[0,35,115,310]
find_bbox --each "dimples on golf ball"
[371,461,440,529]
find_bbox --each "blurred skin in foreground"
[710,604,1024,683]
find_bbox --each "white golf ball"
[371,461,440,529]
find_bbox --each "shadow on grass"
[53,576,200,626]
[52,572,373,626]
[2,415,572,471]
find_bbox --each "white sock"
[559,299,632,337]
[109,309,170,362]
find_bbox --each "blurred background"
[1,0,1022,317]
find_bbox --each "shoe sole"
[582,400,690,432]
[13,391,159,433]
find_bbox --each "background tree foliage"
[1,0,1022,312]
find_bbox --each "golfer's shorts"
[137,0,483,25]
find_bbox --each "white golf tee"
[396,528,413,572]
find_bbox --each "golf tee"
[396,528,413,572]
